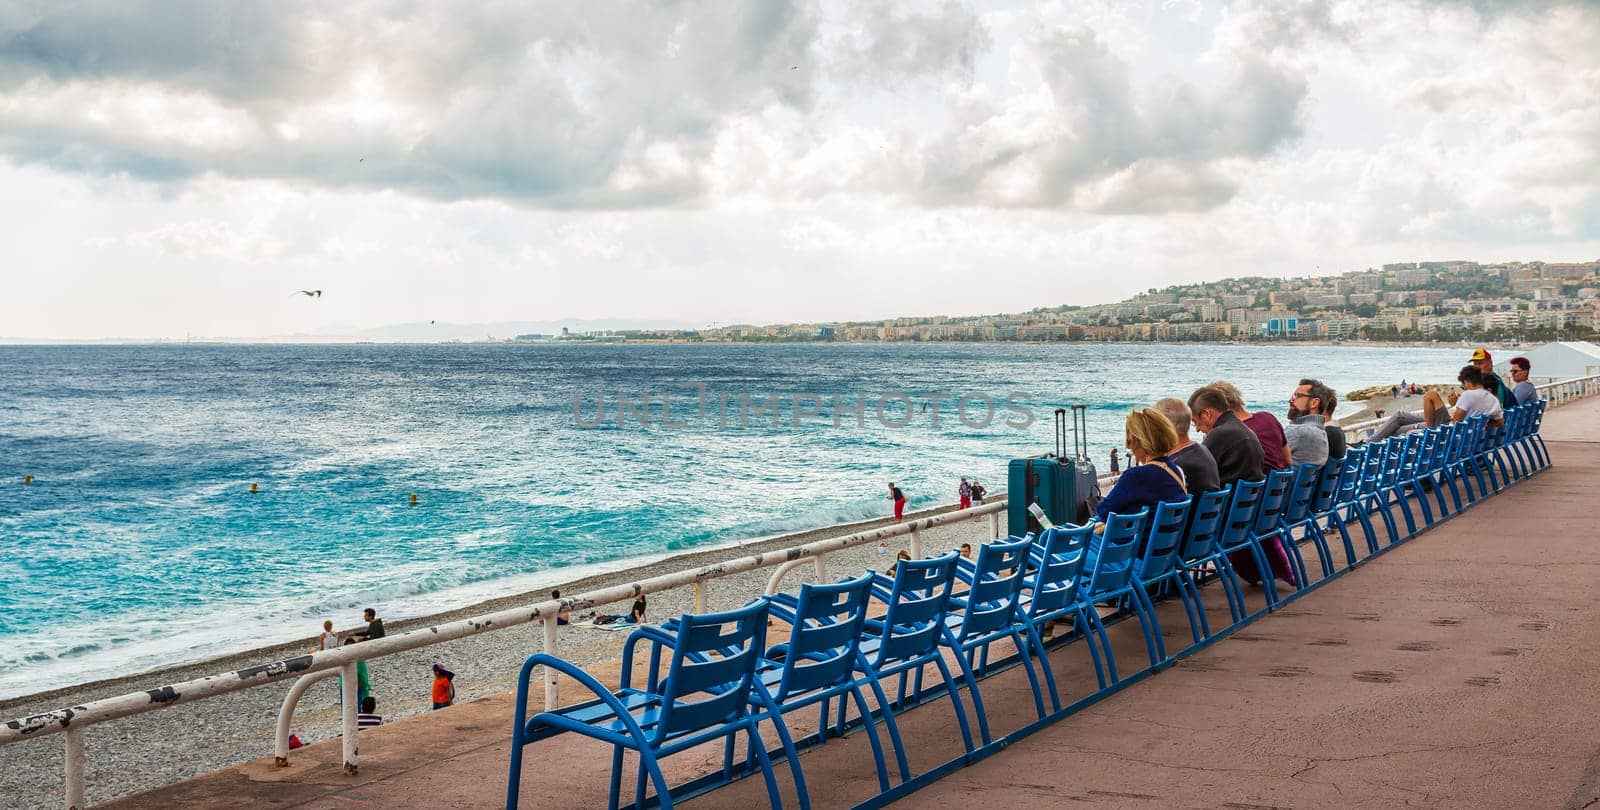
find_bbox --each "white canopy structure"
[1509,341,1600,382]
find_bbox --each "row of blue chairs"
[505,399,1549,809]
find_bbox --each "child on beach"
[431,663,455,710]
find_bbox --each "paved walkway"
[102,397,1600,809]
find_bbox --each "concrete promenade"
[100,397,1600,809]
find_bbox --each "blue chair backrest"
[1023,524,1093,618]
[1252,469,1295,534]
[657,599,771,742]
[1135,497,1193,579]
[774,572,875,701]
[1308,457,1344,514]
[1085,507,1150,595]
[1218,478,1264,547]
[1334,446,1366,504]
[953,536,1034,641]
[1464,414,1489,453]
[1280,463,1321,523]
[869,551,960,667]
[1357,440,1388,494]
[1179,486,1231,561]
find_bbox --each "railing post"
[693,581,708,613]
[543,617,560,711]
[64,726,85,810]
[910,525,923,559]
[274,670,337,766]
[988,511,1001,540]
[812,555,828,583]
[340,663,359,775]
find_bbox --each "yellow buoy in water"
[410,493,419,505]
[250,482,259,494]
[23,475,32,485]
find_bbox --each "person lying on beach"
[551,590,570,626]
[593,594,646,626]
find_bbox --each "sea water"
[0,342,1466,698]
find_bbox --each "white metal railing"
[7,372,1598,809]
[3,497,1010,809]
[1340,374,1600,442]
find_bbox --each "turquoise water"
[0,342,1466,698]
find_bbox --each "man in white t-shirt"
[1451,365,1504,425]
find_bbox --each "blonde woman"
[316,620,339,652]
[1093,408,1188,525]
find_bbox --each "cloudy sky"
[2,0,1598,339]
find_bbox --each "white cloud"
[1,0,1597,340]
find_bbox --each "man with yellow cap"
[1469,348,1517,409]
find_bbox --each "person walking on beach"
[958,477,972,510]
[888,482,907,521]
[316,620,339,652]
[969,480,986,505]
[431,663,456,710]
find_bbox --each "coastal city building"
[570,260,1600,345]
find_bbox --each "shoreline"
[0,498,1000,807]
[0,498,972,714]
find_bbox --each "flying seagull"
[292,290,322,298]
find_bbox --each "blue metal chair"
[1376,433,1421,541]
[1279,462,1336,579]
[1320,446,1373,567]
[1128,497,1198,665]
[1273,464,1321,584]
[856,551,975,777]
[1527,400,1551,469]
[1176,487,1235,638]
[757,572,891,803]
[942,536,1045,738]
[1250,469,1298,606]
[1015,524,1101,707]
[1213,478,1268,623]
[507,599,781,810]
[1080,508,1155,683]
[1349,439,1403,551]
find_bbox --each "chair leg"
[932,656,978,753]
[761,708,811,808]
[1085,605,1121,683]
[743,724,783,810]
[1007,628,1049,720]
[1076,606,1111,690]
[1027,622,1064,712]
[1178,569,1213,640]
[862,675,913,782]
[848,685,894,793]
[610,745,626,810]
[945,638,992,745]
[1130,584,1167,668]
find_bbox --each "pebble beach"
[0,501,998,808]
